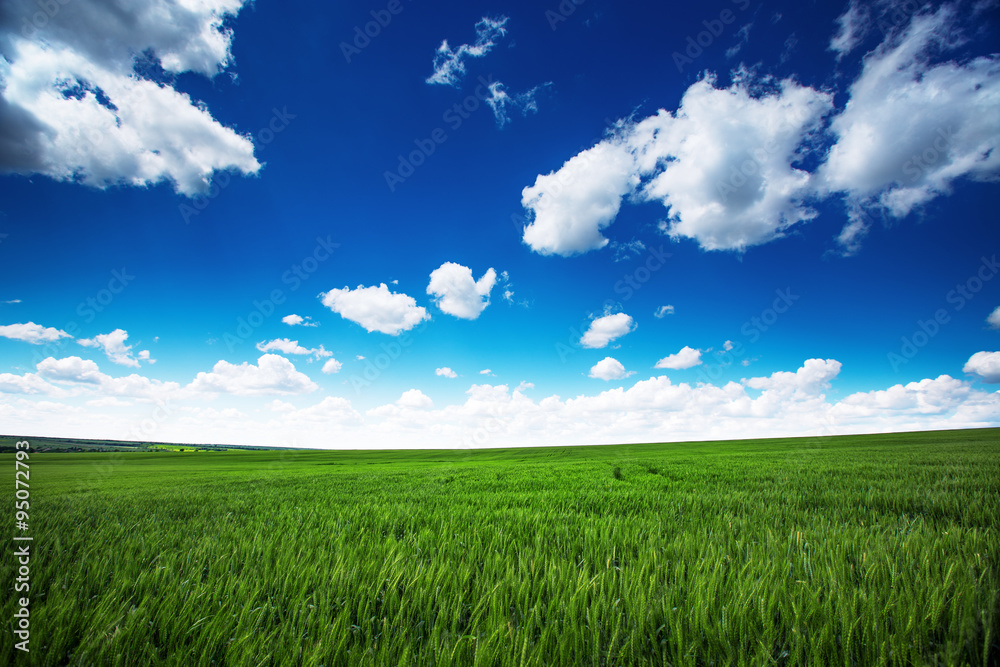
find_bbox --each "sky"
[1,0,999,449]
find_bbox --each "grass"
[2,428,999,665]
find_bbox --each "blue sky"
[1,0,999,448]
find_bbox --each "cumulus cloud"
[78,329,151,367]
[427,262,497,320]
[0,372,59,395]
[321,359,343,375]
[963,351,1000,383]
[282,314,318,327]
[746,358,842,396]
[435,367,458,378]
[0,0,260,196]
[518,7,999,257]
[820,6,1000,245]
[320,284,429,335]
[284,396,362,426]
[589,357,633,381]
[655,346,703,370]
[426,16,508,87]
[32,355,180,399]
[398,389,433,409]
[48,358,113,383]
[4,359,999,448]
[0,322,72,344]
[628,75,833,251]
[256,338,331,360]
[580,313,635,349]
[521,140,639,256]
[988,307,1000,330]
[188,354,318,396]
[654,305,675,318]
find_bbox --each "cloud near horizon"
[2,357,997,449]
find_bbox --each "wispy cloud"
[426,16,509,87]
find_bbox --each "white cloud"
[31,355,180,400]
[655,346,703,370]
[37,356,105,384]
[723,340,734,352]
[988,307,1000,330]
[521,73,831,253]
[833,375,982,423]
[820,6,1000,243]
[320,284,429,335]
[517,8,999,257]
[427,262,497,320]
[3,300,22,304]
[4,359,999,449]
[0,372,59,395]
[426,16,508,87]
[285,396,362,425]
[829,1,869,59]
[628,75,833,251]
[321,359,343,375]
[78,329,151,367]
[963,351,1000,383]
[0,0,259,196]
[521,140,639,256]
[654,305,675,318]
[268,399,296,413]
[188,354,318,396]
[746,358,842,396]
[0,322,72,344]
[436,367,458,379]
[484,81,549,127]
[398,389,433,409]
[86,397,132,408]
[580,313,635,349]
[256,338,331,360]
[589,357,633,381]
[282,314,318,327]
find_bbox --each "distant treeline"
[0,435,295,453]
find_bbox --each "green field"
[3,429,999,666]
